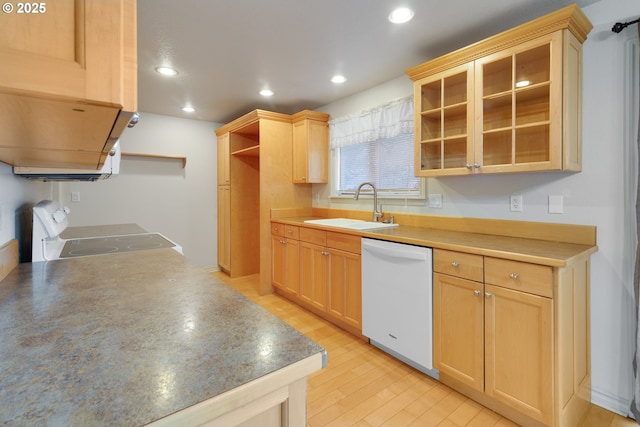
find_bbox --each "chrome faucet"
[354,182,383,222]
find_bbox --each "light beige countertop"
[272,216,597,267]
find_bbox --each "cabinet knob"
[510,273,519,279]
[474,290,481,296]
[474,163,481,169]
[288,230,293,235]
[280,240,286,244]
[466,164,472,170]
[321,251,329,256]
[274,226,279,231]
[485,292,493,298]
[451,261,459,268]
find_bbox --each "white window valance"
[329,96,414,149]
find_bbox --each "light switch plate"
[429,194,443,208]
[549,195,563,214]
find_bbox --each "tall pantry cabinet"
[215,110,313,294]
[216,133,230,273]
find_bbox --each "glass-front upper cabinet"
[407,4,591,177]
[476,32,562,174]
[414,63,473,176]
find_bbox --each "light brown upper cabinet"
[0,0,137,169]
[0,0,137,109]
[291,111,330,183]
[406,4,592,177]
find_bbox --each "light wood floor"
[214,272,636,427]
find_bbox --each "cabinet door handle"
[474,290,481,296]
[280,240,286,244]
[466,164,473,170]
[474,163,481,169]
[510,273,519,279]
[485,292,493,298]
[320,251,329,256]
[451,261,459,267]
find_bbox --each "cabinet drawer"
[434,249,483,282]
[327,232,360,254]
[299,227,326,246]
[284,225,299,240]
[271,222,285,237]
[484,257,553,298]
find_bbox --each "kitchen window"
[330,96,424,198]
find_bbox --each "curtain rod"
[612,17,639,33]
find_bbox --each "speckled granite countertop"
[0,247,325,426]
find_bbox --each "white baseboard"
[591,386,633,418]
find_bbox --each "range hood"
[12,111,138,182]
[14,141,122,182]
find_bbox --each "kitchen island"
[0,245,326,426]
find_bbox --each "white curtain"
[632,23,640,424]
[329,96,413,149]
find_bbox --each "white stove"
[32,200,182,262]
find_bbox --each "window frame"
[330,139,426,201]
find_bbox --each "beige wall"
[61,112,220,269]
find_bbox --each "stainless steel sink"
[303,218,398,230]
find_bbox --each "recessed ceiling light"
[331,75,347,84]
[388,7,414,24]
[260,89,274,97]
[155,66,178,76]
[182,106,195,113]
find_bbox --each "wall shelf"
[122,152,187,168]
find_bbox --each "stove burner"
[115,234,156,242]
[67,246,120,256]
[59,233,176,258]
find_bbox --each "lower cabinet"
[434,273,485,391]
[271,221,362,335]
[271,235,299,298]
[327,247,361,331]
[485,283,552,421]
[271,222,300,298]
[433,248,590,427]
[299,240,328,311]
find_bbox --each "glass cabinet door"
[475,32,561,172]
[414,63,474,176]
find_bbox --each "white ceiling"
[137,0,600,124]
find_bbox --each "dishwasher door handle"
[362,241,428,262]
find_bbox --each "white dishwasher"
[361,238,438,378]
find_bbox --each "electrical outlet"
[71,191,80,202]
[510,195,523,212]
